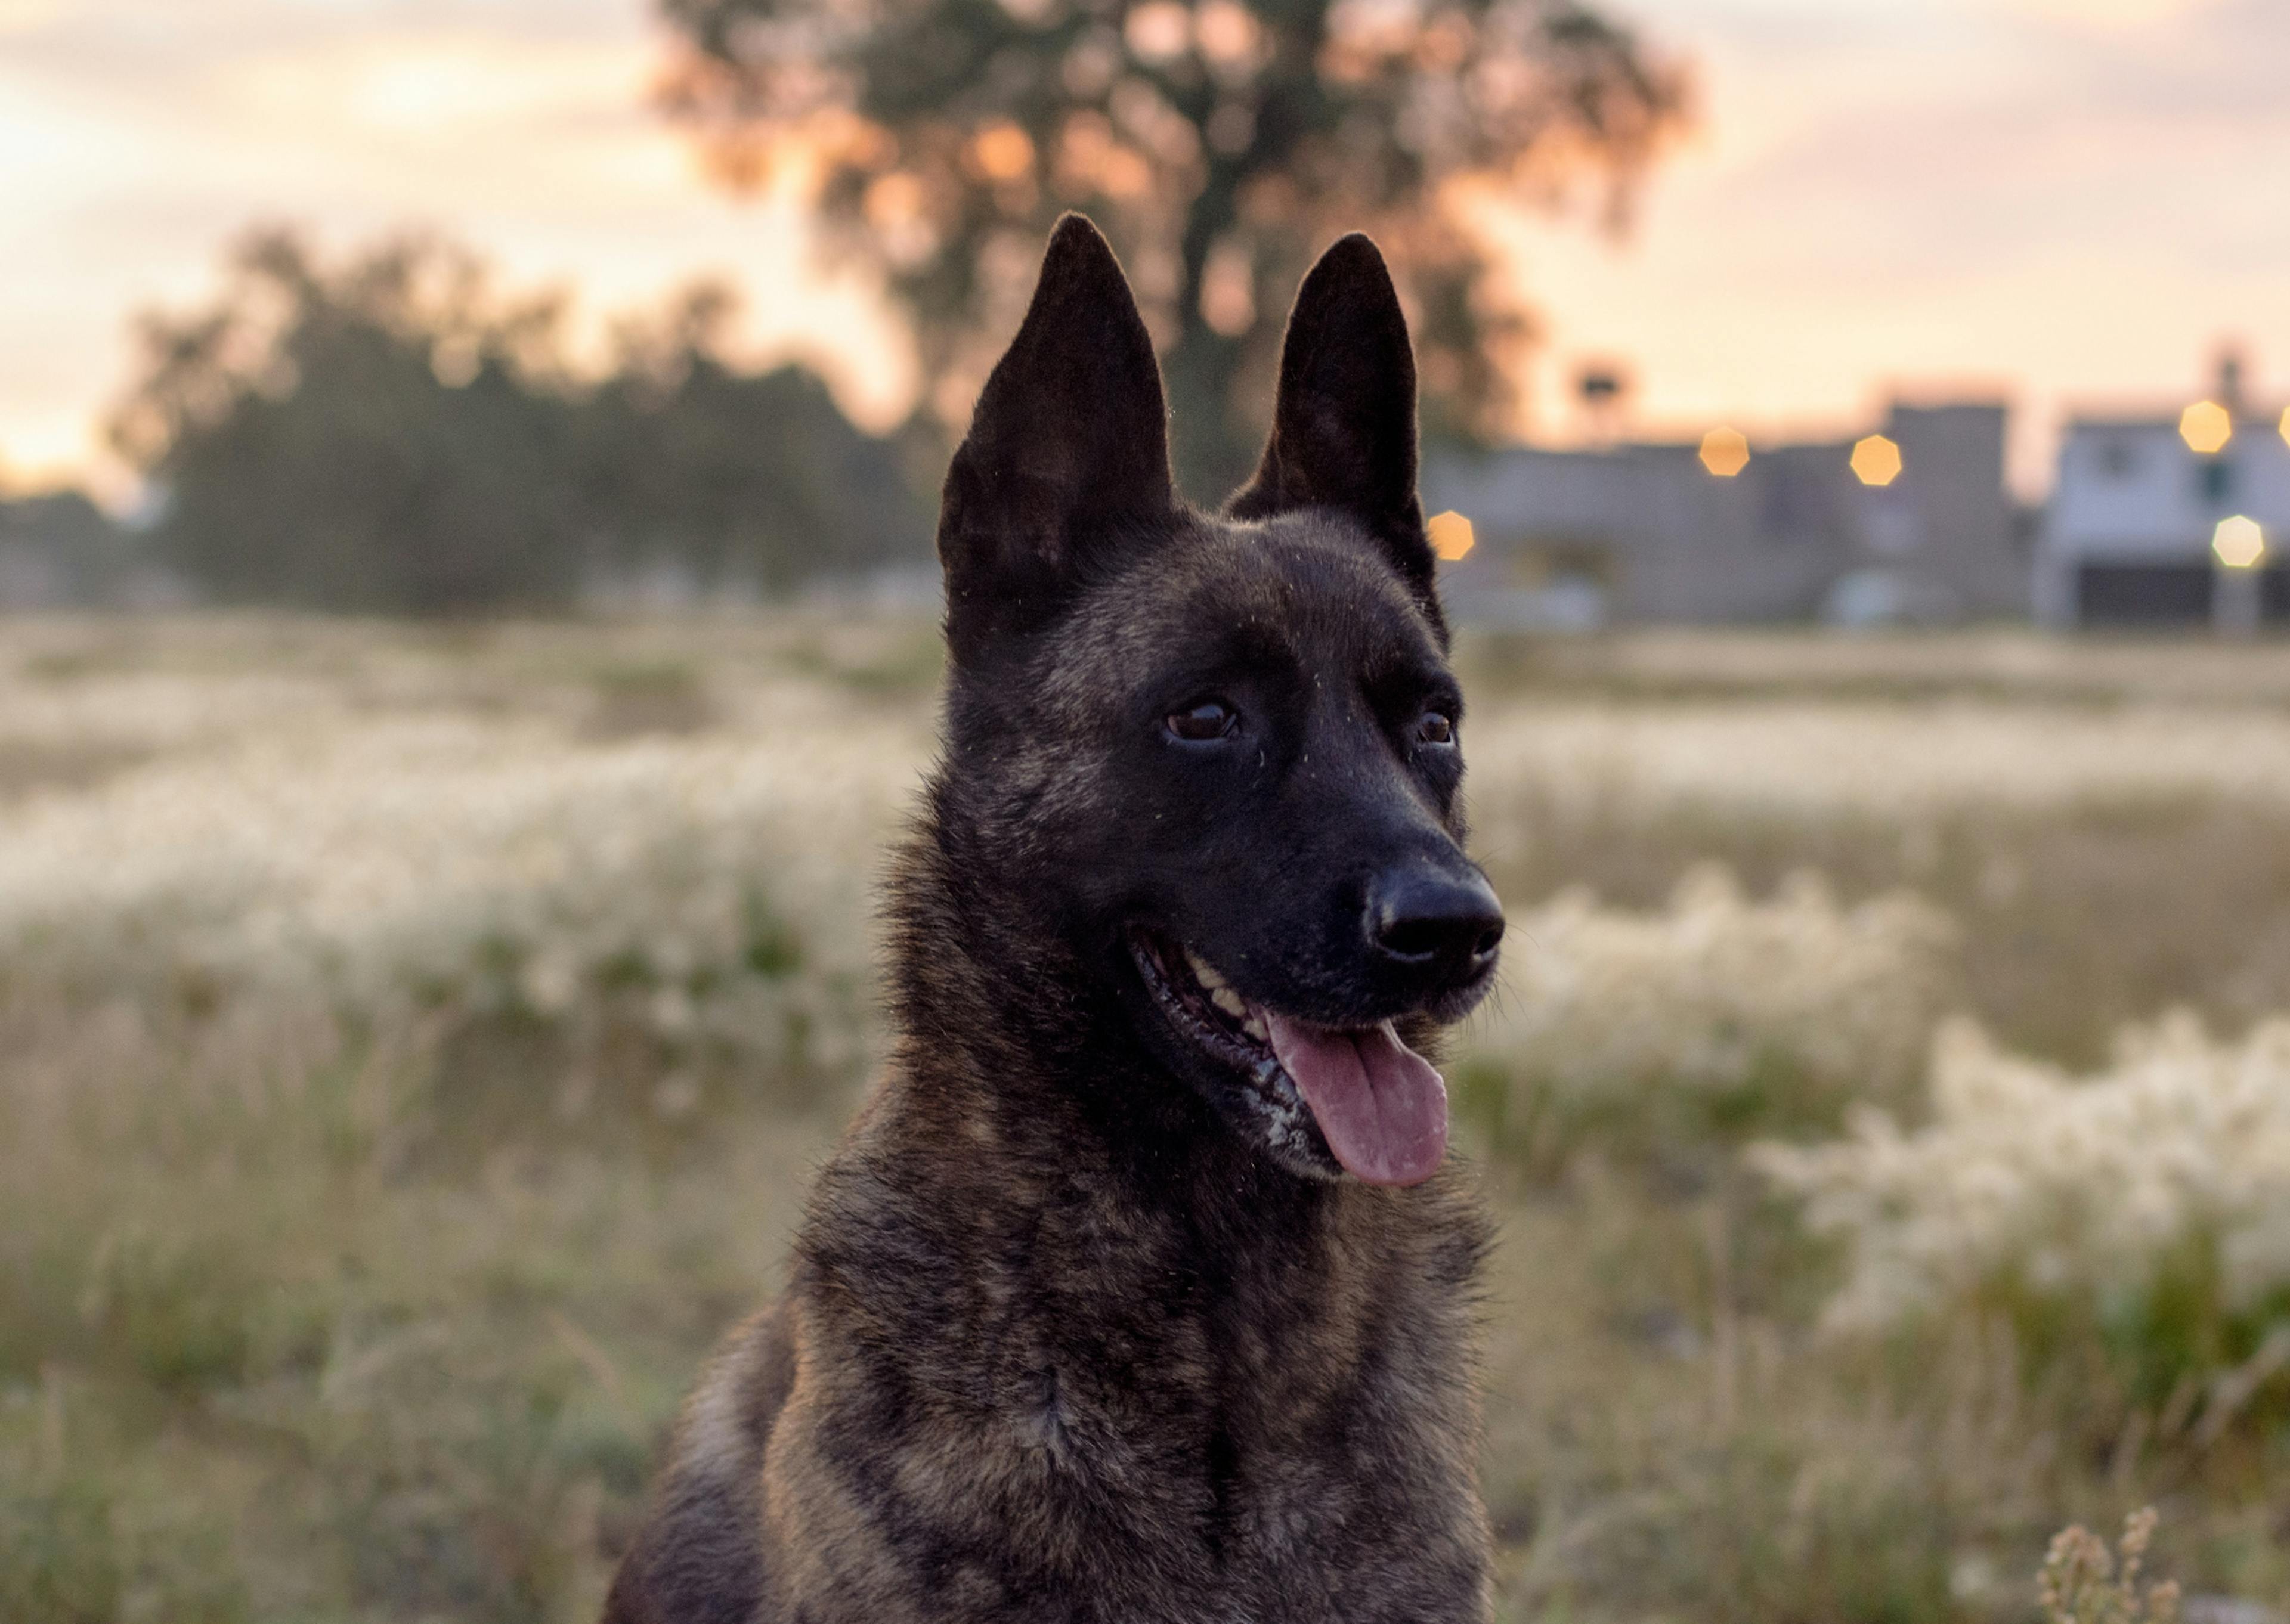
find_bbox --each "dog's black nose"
[1366,867,1504,977]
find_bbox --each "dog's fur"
[603,215,1503,1624]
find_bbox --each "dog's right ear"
[937,215,1174,664]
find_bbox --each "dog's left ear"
[1227,234,1438,623]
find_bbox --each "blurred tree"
[109,228,930,613]
[656,0,1689,498]
[584,284,934,594]
[110,230,586,613]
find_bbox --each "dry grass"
[5,615,2290,1622]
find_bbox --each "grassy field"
[5,614,2290,1622]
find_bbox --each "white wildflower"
[0,674,930,1075]
[1757,1015,2290,1340]
[1459,865,1957,1142]
[1469,699,2290,821]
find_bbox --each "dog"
[602,213,1505,1624]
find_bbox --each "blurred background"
[5,1,2290,1620]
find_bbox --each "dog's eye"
[1416,711,1455,746]
[1166,699,1238,742]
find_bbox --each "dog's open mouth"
[1128,928,1448,1187]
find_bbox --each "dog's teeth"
[1242,1014,1268,1042]
[1210,985,1248,1019]
[1184,950,1228,993]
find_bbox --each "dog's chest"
[779,1173,1486,1621]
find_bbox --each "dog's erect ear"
[937,215,1174,663]
[1227,234,1438,618]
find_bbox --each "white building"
[2037,359,2290,629]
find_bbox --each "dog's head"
[933,215,1501,1188]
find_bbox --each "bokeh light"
[1850,435,1902,487]
[2214,515,2266,569]
[1124,2,1192,61]
[2280,407,2290,449]
[965,122,1035,183]
[1699,426,1750,477]
[1193,0,1262,66]
[1427,510,1475,562]
[2180,400,2233,454]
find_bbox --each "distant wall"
[1423,399,2022,627]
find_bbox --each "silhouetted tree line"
[104,228,935,614]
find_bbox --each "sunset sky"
[4,0,2286,500]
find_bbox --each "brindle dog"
[603,214,1506,1624]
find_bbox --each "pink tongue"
[1262,1014,1449,1187]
